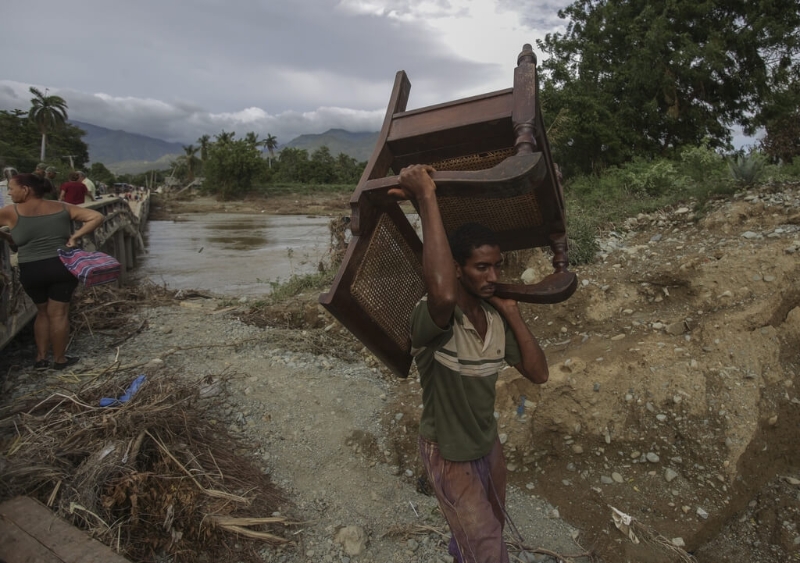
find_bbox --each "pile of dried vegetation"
[0,283,298,563]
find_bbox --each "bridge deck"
[0,496,131,563]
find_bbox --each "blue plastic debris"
[99,374,146,407]
[517,395,526,417]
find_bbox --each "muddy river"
[135,213,333,297]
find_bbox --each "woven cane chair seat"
[320,44,577,377]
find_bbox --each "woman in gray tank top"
[0,173,103,370]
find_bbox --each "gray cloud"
[1,0,570,145]
[497,0,571,32]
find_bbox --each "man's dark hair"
[448,222,500,265]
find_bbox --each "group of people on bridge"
[0,163,103,208]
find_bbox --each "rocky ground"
[2,182,800,563]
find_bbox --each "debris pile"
[0,370,293,562]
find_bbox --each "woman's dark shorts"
[18,256,78,304]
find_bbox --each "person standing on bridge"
[0,167,18,208]
[77,170,96,202]
[58,172,88,205]
[32,163,57,200]
[0,173,103,370]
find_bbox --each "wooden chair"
[319,44,577,377]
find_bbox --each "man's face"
[455,244,502,299]
[34,168,45,177]
[46,171,56,179]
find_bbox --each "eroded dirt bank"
[376,182,800,562]
[2,183,799,562]
[253,182,800,562]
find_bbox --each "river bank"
[0,285,590,563]
[2,182,800,562]
[150,191,352,219]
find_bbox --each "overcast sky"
[0,0,571,148]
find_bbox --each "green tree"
[334,153,364,183]
[183,144,199,182]
[265,133,278,168]
[197,134,211,171]
[204,135,266,199]
[129,169,166,187]
[308,146,337,183]
[0,109,88,171]
[28,87,69,161]
[0,109,37,170]
[215,130,235,144]
[273,147,310,183]
[89,162,116,186]
[51,123,90,170]
[757,79,800,162]
[245,132,260,147]
[537,0,800,175]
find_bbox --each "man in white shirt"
[77,171,97,202]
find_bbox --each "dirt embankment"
[252,181,800,562]
[2,183,799,563]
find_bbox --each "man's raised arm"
[389,164,457,328]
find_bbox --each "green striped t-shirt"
[410,296,521,461]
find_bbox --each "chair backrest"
[320,44,575,378]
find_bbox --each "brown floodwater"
[135,213,333,296]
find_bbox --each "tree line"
[0,90,366,196]
[537,0,800,175]
[4,0,799,196]
[0,88,89,175]
[164,131,367,199]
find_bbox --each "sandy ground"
[238,182,800,562]
[2,183,800,562]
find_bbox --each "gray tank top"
[10,205,72,263]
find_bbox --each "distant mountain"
[71,120,183,170]
[70,121,379,174]
[284,129,378,162]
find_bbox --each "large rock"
[334,525,368,556]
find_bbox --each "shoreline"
[150,192,352,219]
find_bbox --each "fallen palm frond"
[0,370,295,563]
[70,281,175,335]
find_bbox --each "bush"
[266,270,335,303]
[680,143,728,183]
[727,151,766,186]
[566,207,600,265]
[617,157,687,197]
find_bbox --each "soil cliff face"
[381,182,800,562]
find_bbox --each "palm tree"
[215,130,235,144]
[28,87,68,161]
[245,132,271,154]
[197,134,211,164]
[183,144,199,182]
[245,131,259,147]
[265,134,278,168]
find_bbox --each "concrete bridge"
[0,193,150,350]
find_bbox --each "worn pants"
[419,435,509,563]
